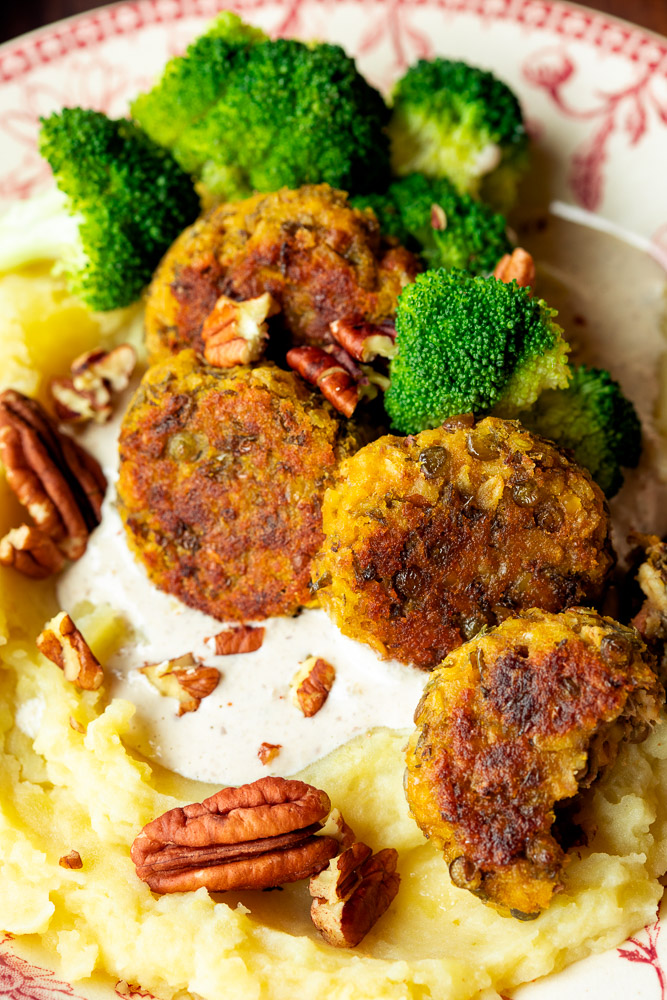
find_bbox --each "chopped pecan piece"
[310,843,400,948]
[290,656,336,717]
[329,318,397,363]
[493,247,536,289]
[140,653,220,716]
[37,612,104,690]
[287,346,360,417]
[59,850,83,870]
[201,293,279,368]
[319,808,356,849]
[258,741,282,765]
[51,344,136,425]
[131,776,339,893]
[208,624,265,656]
[0,389,105,561]
[0,524,65,578]
[430,203,447,231]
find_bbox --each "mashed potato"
[1,270,667,1000]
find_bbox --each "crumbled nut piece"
[69,716,85,734]
[0,524,65,578]
[131,776,339,893]
[51,344,136,424]
[318,808,356,849]
[258,741,282,765]
[493,247,536,289]
[330,318,397,363]
[202,293,279,368]
[290,656,336,717]
[208,624,265,656]
[59,850,83,870]
[37,612,104,690]
[0,389,106,561]
[287,346,360,417]
[310,843,400,948]
[430,203,447,230]
[140,654,220,716]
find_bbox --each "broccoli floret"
[132,26,390,200]
[388,59,529,211]
[519,365,641,497]
[353,173,512,275]
[384,269,570,435]
[28,108,200,311]
[130,12,266,150]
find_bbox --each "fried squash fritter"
[312,415,615,668]
[405,608,664,918]
[144,184,420,363]
[117,351,358,621]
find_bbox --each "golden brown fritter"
[117,351,358,621]
[144,184,420,363]
[405,608,664,918]
[312,415,615,669]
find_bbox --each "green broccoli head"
[384,269,570,435]
[354,173,512,275]
[132,24,390,201]
[519,365,641,497]
[38,108,200,311]
[388,59,529,211]
[130,12,266,149]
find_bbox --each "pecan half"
[290,656,336,717]
[0,390,106,561]
[207,624,265,656]
[37,611,104,690]
[257,741,282,765]
[287,346,360,417]
[493,248,536,289]
[329,318,397,363]
[131,776,339,893]
[0,524,65,578]
[140,653,220,716]
[310,843,400,948]
[59,850,83,870]
[202,293,279,368]
[51,344,136,425]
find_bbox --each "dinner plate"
[1,1,667,998]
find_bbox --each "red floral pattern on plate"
[0,937,86,1000]
[618,915,667,1000]
[523,44,667,210]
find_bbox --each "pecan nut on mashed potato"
[312,414,615,668]
[144,183,420,363]
[117,350,359,620]
[405,608,664,919]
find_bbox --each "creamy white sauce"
[56,209,667,787]
[57,396,426,784]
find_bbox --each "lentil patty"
[312,414,615,668]
[405,608,663,917]
[144,184,420,363]
[117,351,358,620]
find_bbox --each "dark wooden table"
[1,0,667,44]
